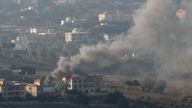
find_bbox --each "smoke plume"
[46,0,192,83]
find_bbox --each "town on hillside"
[0,0,192,108]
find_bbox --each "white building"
[65,28,95,44]
[62,74,102,95]
[98,10,132,24]
[29,27,55,36]
[61,17,75,26]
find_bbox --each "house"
[62,74,102,96]
[1,81,27,100]
[34,79,56,95]
[34,79,41,86]
[61,17,74,26]
[0,79,39,100]
[53,0,79,5]
[29,27,56,36]
[26,84,38,97]
[11,66,36,77]
[65,28,97,44]
[98,10,132,24]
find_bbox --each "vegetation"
[58,80,68,96]
[125,78,166,93]
[38,94,55,102]
[125,80,140,89]
[67,90,90,105]
[27,43,58,62]
[141,78,166,93]
[104,91,129,108]
[141,78,156,92]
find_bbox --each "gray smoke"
[130,0,192,78]
[45,0,192,83]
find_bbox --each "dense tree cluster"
[125,78,166,93]
[141,78,166,93]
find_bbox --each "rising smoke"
[45,0,192,83]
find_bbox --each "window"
[84,85,87,88]
[8,87,14,90]
[29,87,32,92]
[74,85,77,89]
[74,80,77,83]
[79,80,82,83]
[90,90,94,93]
[8,92,13,96]
[85,90,88,93]
[96,83,100,87]
[16,92,20,95]
[15,87,20,90]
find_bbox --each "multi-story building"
[98,10,132,24]
[26,84,38,97]
[62,74,102,95]
[65,28,97,44]
[33,79,56,95]
[11,66,36,77]
[0,80,40,100]
[1,81,27,100]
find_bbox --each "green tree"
[117,98,130,108]
[67,90,90,105]
[58,80,68,96]
[47,50,57,63]
[27,43,35,60]
[141,78,156,92]
[125,80,140,90]
[35,47,46,61]
[62,43,77,56]
[104,91,128,104]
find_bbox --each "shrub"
[141,78,166,93]
[67,91,90,105]
[104,91,129,105]
[141,78,156,92]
